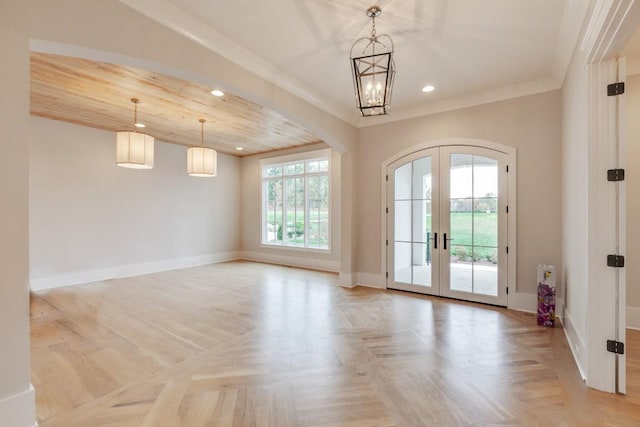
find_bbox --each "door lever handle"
[443,233,454,250]
[434,232,437,249]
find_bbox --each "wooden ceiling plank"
[30,53,324,157]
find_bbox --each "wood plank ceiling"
[30,53,323,156]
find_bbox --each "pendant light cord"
[131,98,140,133]
[199,118,206,148]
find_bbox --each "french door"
[387,146,508,306]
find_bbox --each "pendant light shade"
[117,98,154,169]
[187,119,217,177]
[116,131,154,169]
[350,6,396,117]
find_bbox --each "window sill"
[260,243,332,255]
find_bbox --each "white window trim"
[260,148,332,253]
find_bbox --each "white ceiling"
[120,0,588,127]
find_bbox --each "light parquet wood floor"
[31,261,640,426]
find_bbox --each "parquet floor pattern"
[31,261,640,426]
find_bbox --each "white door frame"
[387,147,441,296]
[381,138,517,307]
[580,0,640,393]
[438,146,509,306]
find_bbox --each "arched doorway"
[386,143,514,306]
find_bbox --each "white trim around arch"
[378,138,522,310]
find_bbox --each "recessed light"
[236,147,244,151]
[134,122,146,128]
[211,89,224,97]
[422,85,435,93]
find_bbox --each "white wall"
[355,91,563,308]
[625,73,640,329]
[22,0,357,281]
[0,4,36,427]
[29,117,241,289]
[561,47,589,375]
[240,143,342,272]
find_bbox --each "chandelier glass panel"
[350,6,396,117]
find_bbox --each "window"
[262,150,330,250]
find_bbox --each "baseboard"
[555,296,565,321]
[29,251,242,291]
[339,272,356,287]
[627,306,640,330]
[0,384,36,427]
[563,309,587,380]
[240,251,340,273]
[507,292,536,313]
[356,272,386,289]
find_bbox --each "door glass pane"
[473,199,497,247]
[412,157,432,199]
[449,154,499,297]
[395,201,411,242]
[474,250,498,296]
[395,162,412,200]
[450,199,472,246]
[394,242,412,284]
[450,245,472,292]
[393,156,433,288]
[473,157,498,198]
[412,243,431,286]
[412,200,428,243]
[450,154,473,199]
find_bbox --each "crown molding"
[117,0,357,126]
[356,77,560,127]
[580,0,640,63]
[551,0,592,84]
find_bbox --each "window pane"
[262,155,329,250]
[308,175,329,249]
[264,178,283,244]
[285,162,304,175]
[264,165,282,177]
[285,177,305,246]
[307,160,319,172]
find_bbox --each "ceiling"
[30,53,322,156]
[121,0,586,126]
[30,1,588,156]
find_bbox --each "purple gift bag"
[537,265,556,327]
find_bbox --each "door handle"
[434,232,437,249]
[443,233,454,250]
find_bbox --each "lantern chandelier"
[350,5,396,117]
[187,118,217,177]
[116,98,154,169]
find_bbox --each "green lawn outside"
[266,210,497,262]
[448,212,498,262]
